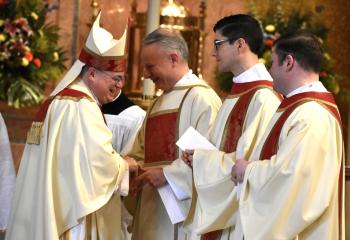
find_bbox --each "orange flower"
[24,51,33,62]
[33,58,41,68]
[264,39,274,48]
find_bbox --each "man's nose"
[212,47,217,57]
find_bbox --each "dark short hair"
[79,65,91,78]
[213,14,263,55]
[274,30,323,73]
[143,28,189,62]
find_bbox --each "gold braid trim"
[26,121,44,145]
[26,94,92,145]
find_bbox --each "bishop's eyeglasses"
[98,70,124,83]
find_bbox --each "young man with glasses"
[182,14,282,239]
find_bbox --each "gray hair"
[143,28,189,62]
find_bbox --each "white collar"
[233,63,273,84]
[286,81,328,98]
[175,70,199,86]
[111,90,122,101]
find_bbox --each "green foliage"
[215,72,233,93]
[0,0,66,108]
[247,0,344,97]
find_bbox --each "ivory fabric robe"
[186,64,280,240]
[234,89,344,240]
[189,84,281,239]
[128,71,221,240]
[102,91,146,155]
[6,79,129,240]
[103,93,146,240]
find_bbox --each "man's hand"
[137,168,167,187]
[124,156,138,173]
[181,149,194,168]
[231,159,249,185]
[130,168,167,195]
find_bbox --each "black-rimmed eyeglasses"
[214,39,230,51]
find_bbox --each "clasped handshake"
[124,149,251,196]
[124,156,167,196]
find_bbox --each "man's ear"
[237,38,247,51]
[284,54,295,72]
[169,52,180,66]
[87,67,96,81]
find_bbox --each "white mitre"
[51,11,129,96]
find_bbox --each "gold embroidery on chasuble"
[145,109,179,166]
[220,81,275,153]
[26,88,93,145]
[260,92,341,160]
[258,91,343,237]
[144,85,207,167]
[201,81,277,240]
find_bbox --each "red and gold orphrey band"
[259,91,343,238]
[79,47,127,72]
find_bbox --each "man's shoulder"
[187,85,220,99]
[253,87,282,103]
[285,100,341,130]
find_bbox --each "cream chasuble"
[128,71,221,240]
[234,89,344,240]
[188,64,282,240]
[6,79,129,240]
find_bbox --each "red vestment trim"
[78,48,127,72]
[259,91,343,238]
[220,81,276,153]
[230,80,273,95]
[203,81,277,239]
[260,91,341,159]
[144,85,203,165]
[200,230,222,240]
[144,111,178,164]
[34,88,92,122]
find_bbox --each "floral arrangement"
[216,0,344,97]
[0,0,66,108]
[253,2,342,95]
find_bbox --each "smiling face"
[85,67,125,105]
[141,43,177,92]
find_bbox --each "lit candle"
[143,78,156,97]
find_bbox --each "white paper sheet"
[157,184,186,224]
[160,127,218,224]
[176,127,217,151]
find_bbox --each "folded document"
[158,127,218,224]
